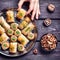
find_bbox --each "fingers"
[18,0,41,20]
[38,3,41,15]
[26,7,33,14]
[26,0,34,14]
[31,10,36,20]
[31,0,39,20]
[36,4,40,19]
[18,0,25,10]
[36,7,39,19]
[31,0,37,20]
[27,0,40,20]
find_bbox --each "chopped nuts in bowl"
[40,33,57,52]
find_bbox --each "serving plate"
[0,8,38,57]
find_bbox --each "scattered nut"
[33,48,38,55]
[47,4,55,12]
[43,18,52,26]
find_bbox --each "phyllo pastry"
[2,41,9,50]
[18,34,29,46]
[18,43,25,52]
[27,32,35,40]
[0,16,10,30]
[11,23,18,30]
[7,29,14,36]
[24,17,31,23]
[1,33,9,42]
[6,10,15,23]
[11,35,17,42]
[0,33,9,44]
[16,9,26,19]
[14,29,21,36]
[19,21,28,29]
[0,25,5,34]
[9,42,17,53]
[22,23,35,35]
[0,36,3,44]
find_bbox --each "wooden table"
[0,0,60,60]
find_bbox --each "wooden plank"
[0,0,60,19]
[39,0,60,19]
[28,42,60,55]
[0,42,60,60]
[0,55,60,60]
[35,20,60,41]
[0,0,18,10]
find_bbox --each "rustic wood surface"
[0,0,60,60]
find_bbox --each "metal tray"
[0,8,38,57]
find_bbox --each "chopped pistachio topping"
[8,30,12,33]
[0,37,3,42]
[19,13,23,17]
[12,38,15,40]
[16,31,20,34]
[3,44,7,47]
[29,34,33,38]
[18,45,23,50]
[25,27,30,32]
[13,24,16,28]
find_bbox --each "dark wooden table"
[0,0,60,60]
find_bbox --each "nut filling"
[41,33,57,51]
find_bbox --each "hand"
[18,0,40,20]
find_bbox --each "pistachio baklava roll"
[22,23,35,35]
[0,16,10,30]
[6,10,15,23]
[18,34,29,47]
[16,9,26,20]
[9,42,17,53]
[0,25,5,34]
[2,41,9,50]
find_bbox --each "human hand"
[18,0,40,20]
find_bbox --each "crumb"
[33,48,38,55]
